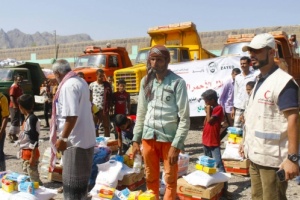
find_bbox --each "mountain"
[0,29,93,49]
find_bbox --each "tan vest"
[244,68,296,167]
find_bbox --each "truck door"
[106,55,120,77]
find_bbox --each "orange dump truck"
[74,46,132,83]
[221,31,300,84]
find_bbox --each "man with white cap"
[240,33,299,199]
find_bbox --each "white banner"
[169,55,242,117]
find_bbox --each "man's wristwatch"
[59,137,68,142]
[287,154,299,163]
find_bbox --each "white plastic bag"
[95,160,123,188]
[183,170,231,187]
[222,142,243,160]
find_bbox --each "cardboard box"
[118,169,145,186]
[48,164,63,174]
[107,139,119,152]
[48,172,62,182]
[177,190,223,200]
[225,167,249,176]
[117,178,145,191]
[223,159,250,169]
[177,178,224,199]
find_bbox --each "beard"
[253,53,269,70]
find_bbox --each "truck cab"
[0,62,46,98]
[73,46,132,83]
[221,31,300,84]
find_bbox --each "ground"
[4,113,300,199]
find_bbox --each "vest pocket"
[253,130,280,157]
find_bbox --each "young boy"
[201,89,226,173]
[112,79,130,138]
[17,94,43,185]
[114,114,136,155]
[240,81,256,124]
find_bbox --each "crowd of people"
[0,33,299,200]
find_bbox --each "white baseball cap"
[242,33,275,52]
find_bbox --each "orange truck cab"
[74,46,132,83]
[221,31,300,85]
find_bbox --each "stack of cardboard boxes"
[223,127,250,176]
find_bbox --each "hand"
[117,147,123,156]
[168,146,180,165]
[238,144,245,158]
[231,109,235,119]
[0,129,4,140]
[279,158,299,181]
[205,105,211,113]
[29,158,35,167]
[240,115,245,123]
[55,139,67,152]
[132,142,141,159]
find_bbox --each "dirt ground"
[4,113,300,199]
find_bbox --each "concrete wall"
[0,25,299,69]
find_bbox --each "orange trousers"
[142,139,178,200]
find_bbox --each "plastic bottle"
[133,154,142,173]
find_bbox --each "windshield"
[221,42,250,56]
[135,49,150,64]
[75,55,106,68]
[168,48,179,63]
[0,69,13,81]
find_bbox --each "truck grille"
[115,72,137,92]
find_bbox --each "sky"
[1,0,300,41]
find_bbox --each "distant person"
[219,68,241,127]
[0,92,9,171]
[50,59,95,200]
[8,74,23,142]
[89,69,113,137]
[240,81,256,124]
[107,76,114,92]
[289,34,298,54]
[77,72,85,79]
[114,114,135,155]
[232,56,257,128]
[40,80,52,128]
[240,33,299,199]
[17,94,43,185]
[112,79,130,139]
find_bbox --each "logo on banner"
[207,62,218,74]
[220,65,235,70]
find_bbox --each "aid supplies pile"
[227,127,243,144]
[0,171,57,200]
[221,127,250,175]
[176,155,230,199]
[195,156,217,174]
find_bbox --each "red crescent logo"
[264,90,270,99]
[179,186,184,193]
